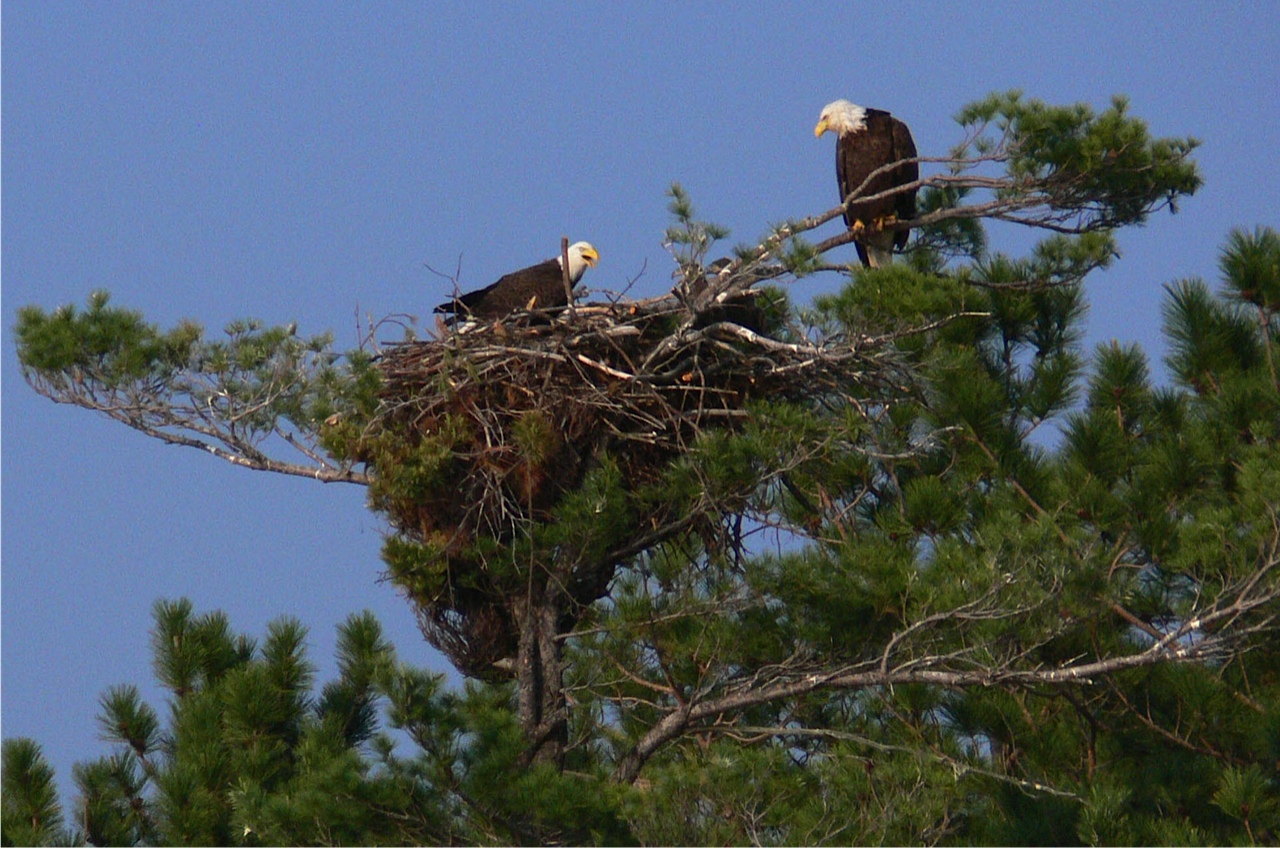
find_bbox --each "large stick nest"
[354,285,899,675]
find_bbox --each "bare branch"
[21,335,368,486]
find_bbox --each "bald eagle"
[815,100,918,268]
[435,241,599,320]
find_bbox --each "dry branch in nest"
[353,285,907,676]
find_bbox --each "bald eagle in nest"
[435,241,599,320]
[815,100,918,268]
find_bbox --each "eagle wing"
[836,110,919,264]
[889,117,919,251]
[435,258,566,318]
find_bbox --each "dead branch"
[23,358,367,485]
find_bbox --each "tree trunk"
[514,577,568,768]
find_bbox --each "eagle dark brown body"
[435,241,599,321]
[816,101,919,268]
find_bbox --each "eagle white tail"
[864,243,894,269]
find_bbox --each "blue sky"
[5,1,1278,797]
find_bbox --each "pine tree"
[2,739,73,846]
[10,92,1279,846]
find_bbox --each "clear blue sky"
[5,1,1278,797]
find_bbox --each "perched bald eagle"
[435,241,599,320]
[815,100,918,268]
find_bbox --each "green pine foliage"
[954,91,1202,227]
[1,740,73,847]
[3,600,639,845]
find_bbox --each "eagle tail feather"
[864,243,894,269]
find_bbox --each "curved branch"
[23,368,369,486]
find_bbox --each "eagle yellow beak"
[814,118,830,138]
[582,247,600,267]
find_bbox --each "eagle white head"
[557,241,600,283]
[814,100,868,137]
